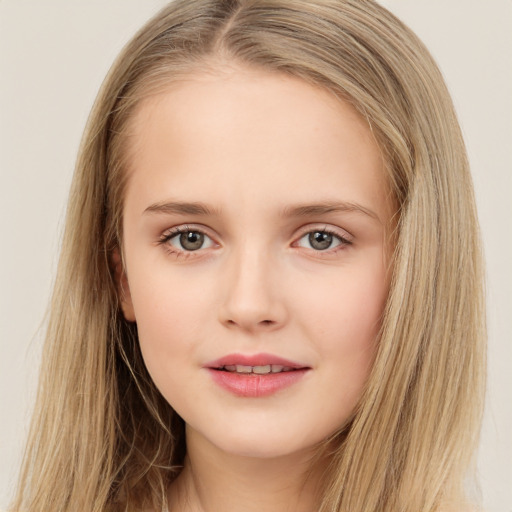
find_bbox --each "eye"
[295,229,350,251]
[164,228,215,252]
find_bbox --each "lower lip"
[207,368,308,397]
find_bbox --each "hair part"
[11,1,485,511]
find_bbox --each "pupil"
[180,231,204,251]
[309,231,332,250]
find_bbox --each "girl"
[9,1,486,511]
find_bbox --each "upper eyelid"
[294,223,354,241]
[161,224,215,238]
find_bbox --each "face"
[119,64,393,459]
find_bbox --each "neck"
[168,427,327,512]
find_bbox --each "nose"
[218,244,288,333]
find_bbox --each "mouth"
[205,353,310,397]
[215,364,301,375]
[205,353,308,370]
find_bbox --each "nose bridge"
[219,237,286,331]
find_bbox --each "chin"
[199,425,326,461]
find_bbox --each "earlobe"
[111,248,136,322]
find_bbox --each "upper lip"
[205,353,308,369]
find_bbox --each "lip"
[204,353,310,398]
[205,353,307,369]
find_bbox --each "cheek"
[130,262,212,330]
[294,255,388,405]
[301,260,387,346]
[127,271,211,380]
[309,265,387,427]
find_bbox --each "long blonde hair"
[10,1,486,511]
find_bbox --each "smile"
[218,364,298,374]
[205,353,310,397]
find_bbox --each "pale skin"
[118,62,394,512]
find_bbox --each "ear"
[111,248,136,322]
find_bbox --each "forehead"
[122,65,390,222]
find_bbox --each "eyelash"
[157,225,214,260]
[294,226,352,253]
[157,225,353,259]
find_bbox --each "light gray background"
[1,1,511,510]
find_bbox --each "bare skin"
[120,62,393,512]
[168,429,327,512]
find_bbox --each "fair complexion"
[119,63,393,512]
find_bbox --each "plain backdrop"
[1,1,511,510]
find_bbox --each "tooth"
[271,365,284,373]
[224,365,236,372]
[253,365,271,374]
[236,365,252,373]
[282,366,293,372]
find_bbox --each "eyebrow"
[281,202,380,222]
[144,201,220,216]
[143,200,379,222]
